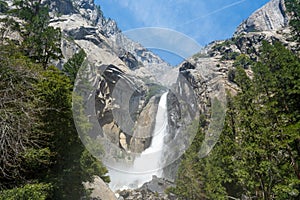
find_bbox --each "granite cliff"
[41,0,173,157]
[162,0,300,181]
[1,0,299,198]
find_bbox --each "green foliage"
[233,54,253,69]
[80,150,110,183]
[23,148,53,171]
[229,54,254,87]
[230,42,300,199]
[173,128,207,200]
[0,1,109,197]
[145,83,166,102]
[10,0,62,67]
[286,0,300,42]
[63,49,87,84]
[0,45,50,187]
[173,99,236,200]
[212,40,235,50]
[227,68,236,82]
[0,183,53,200]
[36,66,109,199]
[236,42,299,199]
[234,66,252,92]
[221,51,240,61]
[173,41,300,199]
[0,44,110,199]
[0,17,21,43]
[0,0,8,13]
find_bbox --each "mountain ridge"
[45,0,172,80]
[235,0,288,35]
[45,0,300,198]
[1,0,299,199]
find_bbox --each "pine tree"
[0,44,110,199]
[63,49,87,85]
[0,0,8,13]
[285,0,300,42]
[173,40,300,199]
[231,41,300,199]
[11,0,62,67]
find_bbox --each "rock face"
[47,0,171,78]
[52,0,298,184]
[83,176,117,200]
[2,0,299,195]
[45,0,75,15]
[140,175,175,194]
[161,0,300,180]
[44,0,174,154]
[119,51,139,70]
[41,0,174,155]
[115,176,176,200]
[130,96,160,153]
[47,0,298,193]
[235,0,288,35]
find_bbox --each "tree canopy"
[172,41,300,200]
[0,1,109,198]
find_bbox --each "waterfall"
[109,92,169,191]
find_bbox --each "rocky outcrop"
[47,0,105,26]
[162,57,219,180]
[2,0,298,194]
[119,51,140,70]
[166,92,181,142]
[140,175,175,194]
[94,64,148,150]
[83,176,117,200]
[47,0,171,81]
[161,0,299,181]
[102,122,122,145]
[45,0,75,15]
[111,33,172,80]
[58,0,298,194]
[2,0,172,156]
[119,132,128,150]
[235,0,288,35]
[44,0,173,154]
[115,176,176,200]
[179,61,195,71]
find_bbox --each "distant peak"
[235,0,289,35]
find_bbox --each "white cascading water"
[109,92,169,191]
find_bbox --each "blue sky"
[95,0,270,65]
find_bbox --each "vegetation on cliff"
[171,1,300,198]
[172,27,300,200]
[286,0,300,42]
[1,0,300,199]
[0,1,109,199]
[172,42,300,200]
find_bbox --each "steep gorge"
[1,0,299,199]
[49,0,299,195]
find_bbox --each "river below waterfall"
[108,92,169,191]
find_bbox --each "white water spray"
[109,92,169,191]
